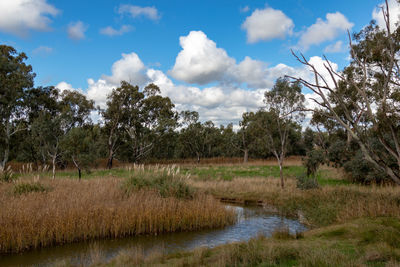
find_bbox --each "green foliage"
[13,182,49,195]
[123,168,194,199]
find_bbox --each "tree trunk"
[196,152,200,164]
[278,158,284,188]
[52,155,56,180]
[72,156,82,181]
[243,149,249,163]
[107,152,113,169]
[1,123,11,172]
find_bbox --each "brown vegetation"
[191,177,400,226]
[0,177,235,254]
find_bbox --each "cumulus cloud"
[298,12,353,51]
[103,52,148,85]
[373,0,400,32]
[148,68,265,125]
[118,4,160,21]
[324,40,347,53]
[169,31,235,84]
[169,31,311,89]
[100,25,133,36]
[0,0,59,37]
[67,21,88,40]
[56,81,83,94]
[241,7,294,43]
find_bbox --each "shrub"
[13,182,49,195]
[343,152,389,184]
[0,166,16,183]
[123,166,195,199]
[296,174,319,190]
[303,149,325,178]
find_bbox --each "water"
[0,205,307,266]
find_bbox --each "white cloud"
[118,4,160,21]
[0,0,59,36]
[324,40,347,53]
[373,0,400,32]
[148,68,265,125]
[298,12,353,51]
[103,52,148,85]
[169,31,310,89]
[100,25,133,36]
[241,7,294,43]
[32,45,53,56]
[67,21,88,40]
[56,81,83,94]
[86,79,116,108]
[169,31,235,84]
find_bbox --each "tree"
[263,78,305,188]
[104,81,177,164]
[0,45,35,171]
[291,0,400,185]
[58,90,95,179]
[25,86,61,177]
[61,126,100,180]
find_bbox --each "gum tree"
[291,0,400,185]
[0,45,35,171]
[263,78,305,188]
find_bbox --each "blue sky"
[0,0,395,125]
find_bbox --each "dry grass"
[0,177,235,254]
[190,177,400,226]
[144,156,304,167]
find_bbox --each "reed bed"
[0,176,235,254]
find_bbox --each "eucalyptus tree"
[291,0,400,185]
[263,78,305,188]
[59,90,95,179]
[178,111,206,163]
[103,81,177,164]
[0,45,35,171]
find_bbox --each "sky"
[0,0,398,126]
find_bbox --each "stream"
[0,205,307,266]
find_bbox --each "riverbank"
[102,217,400,266]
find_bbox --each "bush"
[123,167,195,199]
[13,182,49,195]
[296,174,319,190]
[0,166,16,183]
[343,152,389,184]
[303,149,325,178]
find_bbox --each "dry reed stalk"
[0,177,235,254]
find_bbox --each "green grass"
[182,165,350,186]
[13,182,50,195]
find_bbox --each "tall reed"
[0,177,235,254]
